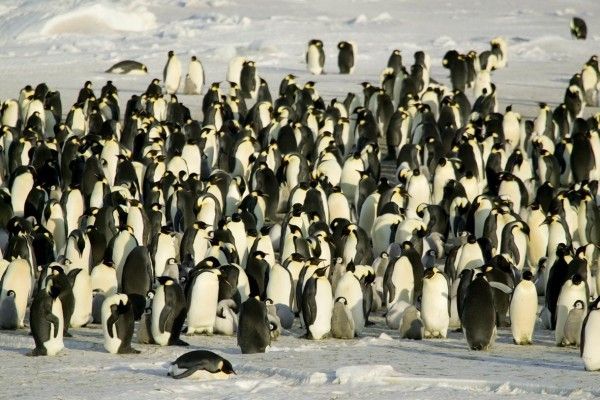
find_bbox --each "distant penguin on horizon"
[307,39,325,75]
[164,50,182,94]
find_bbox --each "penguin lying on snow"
[105,60,148,75]
[168,350,236,379]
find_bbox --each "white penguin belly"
[70,272,92,328]
[307,47,322,74]
[309,279,333,339]
[582,312,600,370]
[45,299,64,356]
[421,278,449,337]
[389,257,414,307]
[187,275,219,334]
[510,282,537,344]
[151,288,170,346]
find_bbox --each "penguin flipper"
[170,365,203,379]
[45,312,60,338]
[106,313,118,339]
[159,306,174,334]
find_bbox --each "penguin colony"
[1,33,600,376]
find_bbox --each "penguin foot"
[26,348,47,357]
[120,347,141,354]
[171,338,189,347]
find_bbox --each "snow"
[1,0,600,398]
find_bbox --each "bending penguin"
[102,293,139,354]
[28,277,64,356]
[168,350,235,380]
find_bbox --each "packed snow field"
[2,0,600,399]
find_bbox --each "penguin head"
[219,359,236,375]
[6,290,15,298]
[573,300,585,310]
[156,276,175,286]
[571,273,583,286]
[335,296,348,305]
[522,270,534,281]
[168,50,174,58]
[424,267,437,279]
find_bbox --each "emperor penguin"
[562,300,585,347]
[67,268,92,328]
[509,271,537,345]
[334,269,364,335]
[337,41,355,74]
[184,56,205,95]
[581,296,600,370]
[0,258,32,328]
[461,273,497,350]
[306,39,325,75]
[168,350,235,380]
[28,277,64,356]
[164,50,182,95]
[571,17,587,40]
[237,297,271,353]
[0,290,18,329]
[331,297,355,339]
[421,267,450,339]
[185,268,221,335]
[302,267,334,339]
[151,276,188,346]
[101,293,139,354]
[400,305,424,340]
[555,274,588,346]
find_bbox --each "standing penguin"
[102,293,139,354]
[461,274,496,350]
[151,276,188,346]
[28,277,64,356]
[562,300,585,347]
[186,268,221,335]
[510,271,537,345]
[0,290,18,329]
[331,297,355,339]
[421,267,450,339]
[164,51,182,95]
[0,258,32,329]
[302,267,333,340]
[581,296,600,370]
[556,274,588,346]
[338,41,355,74]
[67,268,92,328]
[306,39,325,75]
[184,56,205,95]
[237,297,271,354]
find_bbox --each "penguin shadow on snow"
[392,338,582,372]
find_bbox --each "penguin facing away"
[237,297,271,354]
[461,273,496,351]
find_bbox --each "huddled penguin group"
[1,33,600,376]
